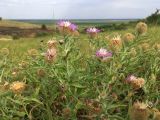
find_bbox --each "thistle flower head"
[69,23,78,31]
[112,35,121,42]
[154,43,160,50]
[28,49,38,58]
[133,101,148,110]
[47,40,57,49]
[130,48,137,57]
[10,81,26,93]
[131,78,145,90]
[18,61,28,68]
[86,27,100,33]
[136,22,148,35]
[96,48,112,61]
[140,43,150,51]
[45,48,57,63]
[57,20,78,35]
[0,48,9,56]
[126,75,145,90]
[57,20,71,28]
[126,75,137,83]
[123,33,135,42]
[109,35,122,50]
[129,101,149,120]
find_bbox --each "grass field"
[0,20,160,120]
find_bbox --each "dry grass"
[0,20,40,29]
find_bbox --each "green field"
[0,20,160,120]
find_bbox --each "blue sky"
[0,0,160,19]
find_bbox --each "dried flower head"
[19,61,28,68]
[129,101,149,120]
[47,40,57,49]
[109,35,122,50]
[28,49,38,58]
[10,81,26,93]
[136,22,148,35]
[37,69,45,77]
[96,48,112,62]
[140,43,150,51]
[126,75,145,90]
[0,81,9,91]
[0,48,9,56]
[130,48,137,57]
[153,43,160,50]
[62,108,71,117]
[123,33,135,42]
[45,48,57,63]
[131,78,145,90]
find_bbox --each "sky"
[0,0,160,19]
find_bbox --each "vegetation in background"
[146,9,160,25]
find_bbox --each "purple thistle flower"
[126,75,137,83]
[57,20,71,27]
[69,24,78,31]
[96,48,112,60]
[87,27,100,33]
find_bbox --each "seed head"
[136,22,148,35]
[10,81,26,94]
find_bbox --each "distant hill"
[0,20,40,29]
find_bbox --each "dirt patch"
[0,26,53,38]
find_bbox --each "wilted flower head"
[123,33,135,42]
[47,40,57,49]
[109,35,122,50]
[45,48,57,63]
[0,48,9,56]
[96,48,112,61]
[19,61,28,68]
[140,43,150,51]
[28,49,38,58]
[126,75,145,90]
[132,78,145,90]
[154,43,160,50]
[136,22,148,35]
[86,27,100,33]
[111,35,122,45]
[130,48,137,57]
[37,69,45,77]
[10,81,26,93]
[129,101,149,120]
